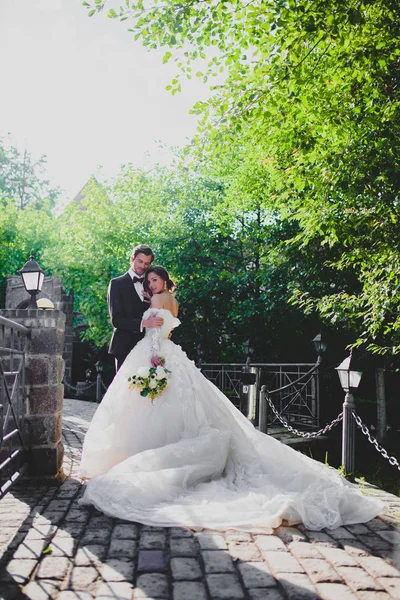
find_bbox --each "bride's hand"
[142,290,152,303]
[151,355,163,368]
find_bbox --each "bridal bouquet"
[128,358,171,402]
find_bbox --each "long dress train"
[79,308,384,533]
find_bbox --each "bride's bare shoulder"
[150,293,179,316]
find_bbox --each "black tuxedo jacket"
[107,272,148,357]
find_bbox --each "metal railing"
[200,360,320,428]
[0,315,29,498]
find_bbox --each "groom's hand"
[142,315,164,329]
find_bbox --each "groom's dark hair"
[132,244,154,262]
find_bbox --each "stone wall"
[5,276,74,383]
[0,308,65,478]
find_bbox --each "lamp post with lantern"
[18,252,45,308]
[336,349,363,478]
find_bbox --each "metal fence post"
[342,391,356,478]
[258,385,268,434]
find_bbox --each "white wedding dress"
[79,308,384,532]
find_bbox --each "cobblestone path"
[1,398,400,599]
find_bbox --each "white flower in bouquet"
[128,357,171,402]
[155,366,167,380]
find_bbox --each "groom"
[108,244,164,372]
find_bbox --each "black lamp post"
[244,339,254,366]
[18,252,45,308]
[95,361,103,403]
[312,333,327,361]
[336,349,363,478]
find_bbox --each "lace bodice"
[143,308,181,340]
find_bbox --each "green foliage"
[82,0,400,356]
[0,136,59,210]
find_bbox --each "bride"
[79,265,384,532]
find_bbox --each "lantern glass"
[336,354,362,391]
[312,333,327,356]
[21,270,44,293]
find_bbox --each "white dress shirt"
[128,268,145,302]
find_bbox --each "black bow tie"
[132,276,144,284]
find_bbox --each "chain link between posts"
[63,380,96,393]
[352,410,400,472]
[264,392,343,438]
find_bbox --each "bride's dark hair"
[144,265,176,294]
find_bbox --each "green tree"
[0,136,59,210]
[85,0,400,355]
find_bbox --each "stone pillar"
[0,308,65,478]
[5,275,74,384]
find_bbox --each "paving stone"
[345,524,371,535]
[206,574,245,599]
[38,511,65,525]
[228,541,262,561]
[0,558,36,584]
[96,581,133,599]
[171,557,202,580]
[108,538,137,558]
[306,532,339,547]
[317,546,359,567]
[36,556,71,580]
[139,531,166,550]
[356,555,400,577]
[169,527,193,538]
[13,539,48,559]
[170,537,198,557]
[134,573,169,598]
[277,573,319,599]
[254,535,287,553]
[50,535,77,557]
[24,524,58,541]
[137,550,166,572]
[367,518,393,532]
[275,526,307,544]
[22,580,60,600]
[80,528,111,545]
[102,558,135,582]
[337,566,384,591]
[46,500,73,512]
[237,561,276,588]
[112,524,138,540]
[289,542,322,559]
[325,527,356,541]
[74,545,106,566]
[57,592,95,600]
[196,532,227,550]
[315,582,359,599]
[67,566,100,590]
[342,540,375,557]
[377,576,400,597]
[63,510,89,524]
[225,530,252,543]
[247,589,285,600]
[57,522,86,539]
[298,558,342,583]
[86,516,114,530]
[173,581,207,600]
[377,530,400,545]
[357,534,391,551]
[202,550,235,573]
[263,550,304,574]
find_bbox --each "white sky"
[0,0,212,201]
